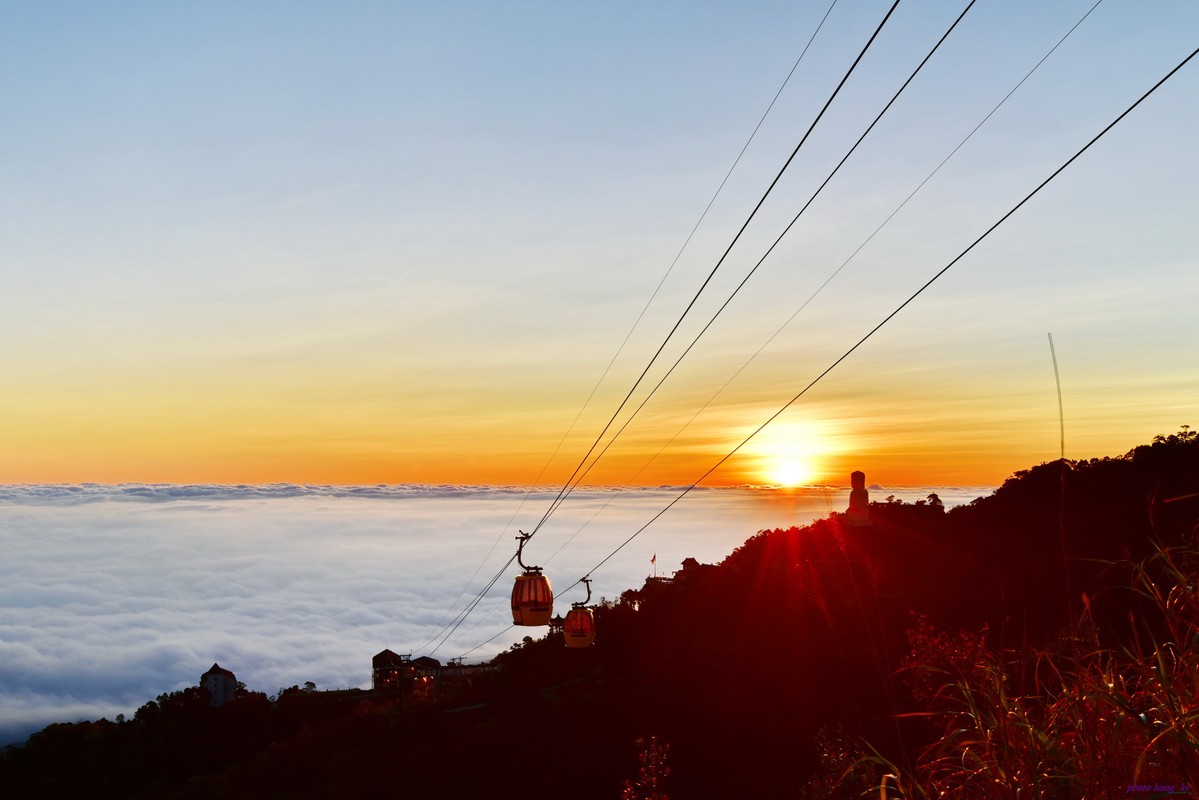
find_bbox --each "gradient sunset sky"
[3,1,1196,488]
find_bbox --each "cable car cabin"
[563,606,595,648]
[511,572,553,626]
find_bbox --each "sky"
[0,482,984,745]
[2,0,1197,487]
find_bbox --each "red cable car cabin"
[563,606,595,648]
[511,572,553,626]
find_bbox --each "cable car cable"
[424,554,513,654]
[426,553,516,656]
[421,0,1099,656]
[444,0,969,646]
[453,0,1175,662]
[460,624,515,660]
[424,0,971,654]
[752,0,1105,347]
[415,502,528,650]
[558,43,1198,593]
[638,0,841,313]
[545,0,1100,528]
[525,0,904,543]
[471,0,840,570]
[443,0,1129,656]
[427,570,507,657]
[442,599,514,654]
[410,0,844,651]
[529,0,973,533]
[449,0,1116,656]
[571,0,843,436]
[527,0,900,540]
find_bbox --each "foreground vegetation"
[803,540,1199,797]
[2,430,1196,798]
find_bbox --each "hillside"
[3,430,1197,798]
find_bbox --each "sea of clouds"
[0,482,987,745]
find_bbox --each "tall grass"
[814,542,1199,798]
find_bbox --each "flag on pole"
[651,554,656,565]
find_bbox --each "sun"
[767,457,817,488]
[742,419,829,487]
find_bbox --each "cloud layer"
[0,482,985,744]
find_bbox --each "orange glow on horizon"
[0,416,1062,488]
[0,379,1159,489]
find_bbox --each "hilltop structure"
[845,470,871,526]
[371,650,448,700]
[371,649,409,691]
[200,663,237,707]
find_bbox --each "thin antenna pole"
[1048,333,1065,460]
[1048,332,1071,619]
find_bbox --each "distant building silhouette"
[371,651,450,701]
[200,663,237,706]
[372,649,409,691]
[675,557,717,582]
[845,470,872,526]
[410,656,441,702]
[411,655,441,676]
